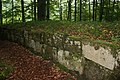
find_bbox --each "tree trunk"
[89,0,91,21]
[68,0,71,20]
[108,0,110,13]
[116,0,119,20]
[31,0,34,21]
[12,0,14,23]
[59,0,62,20]
[80,0,82,21]
[113,0,115,19]
[93,0,95,21]
[0,0,2,24]
[74,0,77,21]
[34,0,36,21]
[21,0,25,22]
[95,0,97,21]
[99,0,103,21]
[38,0,46,21]
[47,0,50,20]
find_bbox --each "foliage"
[1,0,120,24]
[0,61,13,79]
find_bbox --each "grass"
[2,20,120,47]
[0,61,13,80]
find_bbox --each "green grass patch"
[0,61,13,80]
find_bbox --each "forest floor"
[3,21,120,48]
[0,40,76,80]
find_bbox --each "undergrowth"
[2,20,120,47]
[0,61,13,80]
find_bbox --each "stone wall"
[0,27,120,80]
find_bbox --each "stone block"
[35,41,42,52]
[84,59,112,80]
[82,43,115,70]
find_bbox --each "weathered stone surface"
[1,27,120,80]
[29,39,35,50]
[52,33,64,49]
[35,41,42,52]
[84,59,112,80]
[82,43,115,70]
[52,47,58,60]
[44,33,53,46]
[68,59,84,75]
[116,50,120,67]
[58,50,64,63]
[64,44,81,53]
[32,33,41,41]
[57,50,84,75]
[41,44,47,54]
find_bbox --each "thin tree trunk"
[34,0,36,20]
[65,2,68,20]
[59,0,62,20]
[108,0,110,13]
[113,0,115,19]
[74,0,77,21]
[0,0,2,24]
[47,0,50,20]
[80,0,82,21]
[38,0,46,21]
[113,0,115,12]
[95,0,97,21]
[104,0,108,21]
[12,0,14,23]
[116,0,119,20]
[93,0,95,21]
[89,0,91,21]
[107,0,111,21]
[31,0,34,21]
[21,0,25,22]
[68,0,71,20]
[99,0,103,21]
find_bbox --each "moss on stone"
[1,20,120,56]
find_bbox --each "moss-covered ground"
[2,20,120,48]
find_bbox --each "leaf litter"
[0,40,76,80]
